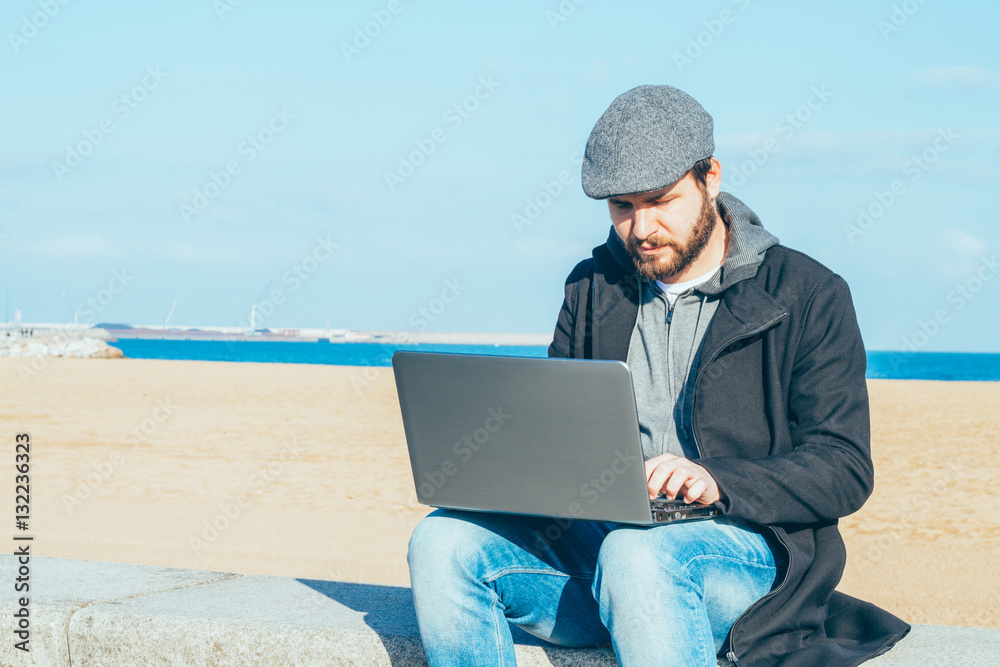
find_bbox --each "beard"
[624,189,720,283]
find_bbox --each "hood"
[603,191,780,295]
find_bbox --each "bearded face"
[622,184,720,283]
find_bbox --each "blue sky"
[1,0,998,352]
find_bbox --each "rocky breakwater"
[0,329,124,359]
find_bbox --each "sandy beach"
[1,357,997,630]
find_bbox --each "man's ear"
[705,157,722,199]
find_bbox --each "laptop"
[391,350,718,525]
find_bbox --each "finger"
[647,472,663,499]
[664,467,695,500]
[644,459,656,482]
[647,458,685,498]
[650,458,697,499]
[645,453,678,484]
[683,478,707,504]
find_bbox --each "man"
[407,85,910,666]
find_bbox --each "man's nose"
[632,205,658,241]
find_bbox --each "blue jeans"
[407,508,780,667]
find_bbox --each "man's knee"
[597,527,664,573]
[593,527,682,608]
[596,524,702,578]
[407,509,477,572]
[593,521,752,600]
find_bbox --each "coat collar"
[590,236,787,363]
[701,277,788,364]
[589,192,785,362]
[600,191,780,294]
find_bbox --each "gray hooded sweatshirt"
[604,191,781,461]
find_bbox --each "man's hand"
[645,453,721,505]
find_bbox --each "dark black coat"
[547,234,911,666]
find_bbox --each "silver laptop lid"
[391,350,654,524]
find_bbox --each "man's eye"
[613,201,631,209]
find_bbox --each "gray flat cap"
[581,85,714,199]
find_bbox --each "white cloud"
[508,234,591,261]
[717,128,972,154]
[940,227,989,257]
[273,181,369,214]
[931,227,992,281]
[153,240,243,264]
[14,233,244,265]
[203,206,252,225]
[28,233,122,259]
[715,127,1000,182]
[274,181,366,200]
[916,66,992,86]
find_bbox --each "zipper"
[688,310,791,660]
[663,294,675,455]
[721,525,791,663]
[688,310,787,460]
[646,280,680,456]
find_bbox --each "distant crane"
[163,298,177,330]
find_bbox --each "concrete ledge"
[865,624,1000,666]
[0,555,238,666]
[3,555,998,666]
